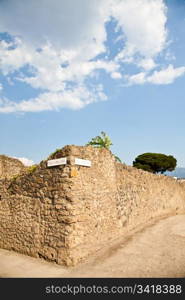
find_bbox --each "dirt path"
[0,214,185,278]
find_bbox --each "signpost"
[47,157,67,167]
[75,158,91,167]
[47,157,91,167]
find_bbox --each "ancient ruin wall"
[61,146,185,264]
[0,154,75,265]
[0,155,25,179]
[0,145,185,266]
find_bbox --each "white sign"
[75,158,91,167]
[47,157,67,167]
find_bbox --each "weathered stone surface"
[0,145,185,266]
[0,155,26,179]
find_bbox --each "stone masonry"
[0,155,26,179]
[0,145,185,266]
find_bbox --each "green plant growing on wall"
[114,155,122,163]
[87,132,123,163]
[48,148,61,159]
[27,165,37,174]
[86,131,113,150]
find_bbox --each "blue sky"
[0,0,185,166]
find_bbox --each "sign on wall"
[75,158,91,167]
[47,157,67,167]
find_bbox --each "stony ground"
[0,214,185,278]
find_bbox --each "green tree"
[86,131,113,150]
[133,153,177,174]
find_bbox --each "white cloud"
[0,0,184,113]
[0,83,3,92]
[126,72,146,85]
[113,0,170,75]
[0,0,109,56]
[0,84,107,113]
[114,0,167,61]
[137,58,157,71]
[165,50,176,62]
[17,54,120,91]
[13,157,34,166]
[127,65,185,85]
[147,65,185,84]
[111,72,122,79]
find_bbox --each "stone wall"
[0,155,25,179]
[0,145,185,266]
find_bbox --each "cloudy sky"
[0,0,185,166]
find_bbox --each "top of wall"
[1,145,181,185]
[48,145,115,160]
[0,155,26,179]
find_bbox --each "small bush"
[27,165,37,174]
[47,148,61,159]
